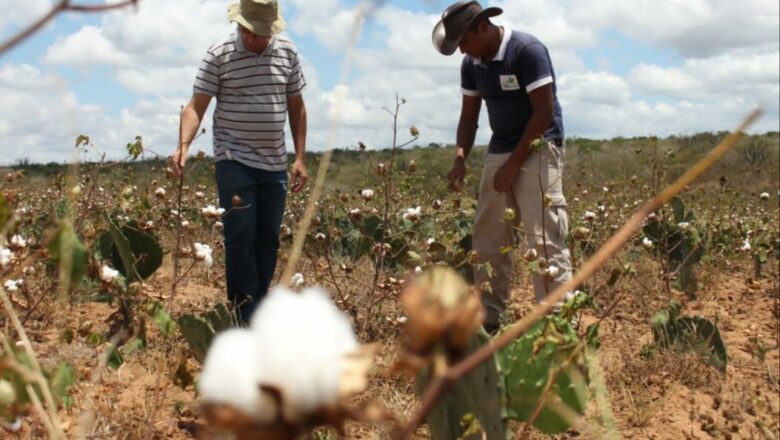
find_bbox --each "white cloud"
[569,0,779,57]
[629,51,780,101]
[44,25,131,67]
[0,0,778,166]
[559,71,632,106]
[0,0,53,36]
[116,65,198,96]
[0,63,110,164]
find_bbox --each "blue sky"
[0,0,778,164]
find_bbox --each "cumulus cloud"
[569,0,779,57]
[0,0,53,36]
[44,26,131,67]
[0,63,109,164]
[629,52,780,102]
[0,0,777,165]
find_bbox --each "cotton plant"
[193,243,213,267]
[3,279,22,293]
[8,235,27,250]
[402,206,422,222]
[198,286,371,434]
[99,265,120,284]
[0,247,12,268]
[290,272,304,289]
[201,205,225,218]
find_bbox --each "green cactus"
[98,216,162,282]
[643,197,704,296]
[651,301,727,373]
[499,316,589,434]
[423,329,507,440]
[177,302,234,363]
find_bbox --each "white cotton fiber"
[250,286,358,422]
[198,329,276,423]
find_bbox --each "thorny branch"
[0,0,139,56]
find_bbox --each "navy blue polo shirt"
[461,29,564,154]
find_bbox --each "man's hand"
[493,159,520,193]
[290,158,308,193]
[171,147,187,177]
[447,157,466,192]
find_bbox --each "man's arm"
[172,93,212,176]
[287,94,308,192]
[448,94,482,191]
[492,83,554,192]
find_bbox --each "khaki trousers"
[473,141,573,327]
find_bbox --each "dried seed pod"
[400,267,484,359]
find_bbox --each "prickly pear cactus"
[499,316,589,434]
[98,217,162,282]
[423,329,507,440]
[177,302,234,363]
[651,301,727,372]
[643,197,704,296]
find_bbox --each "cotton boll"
[199,329,275,423]
[250,286,358,422]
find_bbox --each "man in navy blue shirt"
[433,0,573,332]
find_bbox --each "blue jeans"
[215,160,287,325]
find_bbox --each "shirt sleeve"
[517,42,554,93]
[286,47,306,96]
[193,49,220,96]
[460,57,480,96]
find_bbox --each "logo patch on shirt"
[499,74,520,91]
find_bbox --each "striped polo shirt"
[193,31,306,171]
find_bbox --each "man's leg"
[513,141,573,305]
[474,153,515,330]
[216,160,259,325]
[252,169,287,315]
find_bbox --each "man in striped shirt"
[172,0,308,324]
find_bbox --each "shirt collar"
[233,31,276,54]
[234,31,245,52]
[474,26,510,66]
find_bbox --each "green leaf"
[49,363,75,404]
[149,302,177,338]
[177,303,234,364]
[671,197,685,224]
[98,218,163,282]
[123,338,145,355]
[126,135,143,159]
[74,134,90,148]
[106,216,137,282]
[362,214,382,236]
[0,194,10,232]
[107,345,123,370]
[47,220,88,290]
[406,251,422,262]
[676,317,728,373]
[585,324,600,349]
[86,332,105,346]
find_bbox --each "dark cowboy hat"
[432,0,502,55]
